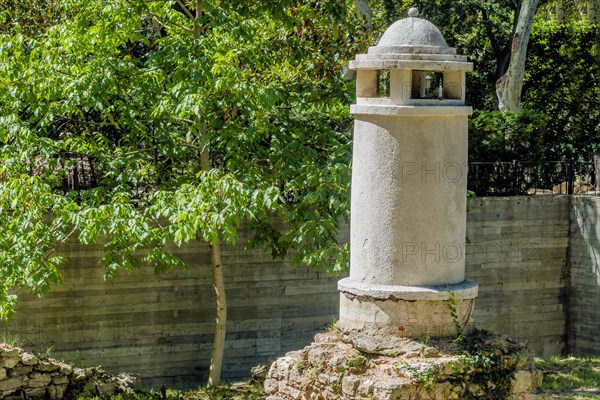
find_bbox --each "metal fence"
[468,160,600,197]
[55,157,600,197]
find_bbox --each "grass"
[536,356,600,399]
[79,382,266,400]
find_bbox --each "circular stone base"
[337,279,478,347]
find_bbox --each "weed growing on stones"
[448,330,523,399]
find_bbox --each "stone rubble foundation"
[265,330,544,400]
[0,343,137,399]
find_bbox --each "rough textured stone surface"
[0,343,137,399]
[265,331,544,400]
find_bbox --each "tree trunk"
[574,0,587,19]
[198,123,226,387]
[496,0,539,112]
[556,0,565,23]
[200,141,227,388]
[589,0,598,23]
[191,0,226,387]
[354,0,373,29]
[207,241,226,388]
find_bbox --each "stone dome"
[378,17,448,48]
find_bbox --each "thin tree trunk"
[207,241,226,387]
[574,0,586,19]
[556,0,565,23]
[190,0,226,387]
[200,141,227,388]
[199,129,226,388]
[589,0,598,23]
[496,0,539,112]
[354,0,373,29]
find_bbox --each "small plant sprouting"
[447,291,463,338]
[394,361,435,388]
[0,334,22,347]
[326,316,339,335]
[387,350,399,357]
[306,363,324,381]
[295,358,307,373]
[345,353,368,370]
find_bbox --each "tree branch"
[175,0,195,21]
[122,0,193,33]
[151,11,193,33]
[194,0,204,39]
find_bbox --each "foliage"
[523,20,600,161]
[450,330,522,400]
[468,109,546,162]
[536,356,600,399]
[0,0,63,36]
[371,0,521,110]
[394,361,436,388]
[0,0,370,318]
[466,19,599,163]
[447,291,463,336]
[78,382,266,400]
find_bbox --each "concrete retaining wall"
[1,195,599,387]
[569,196,600,355]
[0,236,342,388]
[465,196,570,358]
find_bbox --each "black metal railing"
[53,157,600,198]
[468,159,600,197]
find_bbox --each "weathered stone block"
[0,344,20,357]
[512,369,544,395]
[356,378,375,397]
[82,381,97,393]
[47,385,66,400]
[21,352,39,366]
[58,363,73,375]
[1,357,20,369]
[307,347,332,366]
[72,368,88,382]
[25,387,47,397]
[0,377,23,392]
[51,375,69,385]
[341,375,361,396]
[9,365,33,377]
[36,361,60,372]
[97,382,118,395]
[27,372,52,388]
[264,378,279,394]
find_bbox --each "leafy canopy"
[0,0,369,318]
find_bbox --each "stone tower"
[338,8,478,341]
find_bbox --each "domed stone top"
[349,7,472,69]
[377,15,448,48]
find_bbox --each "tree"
[371,0,539,110]
[355,0,374,28]
[496,0,539,111]
[523,20,600,160]
[0,0,368,385]
[589,0,598,23]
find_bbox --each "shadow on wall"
[572,199,600,286]
[569,197,600,355]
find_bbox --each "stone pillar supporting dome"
[350,12,473,111]
[338,10,478,342]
